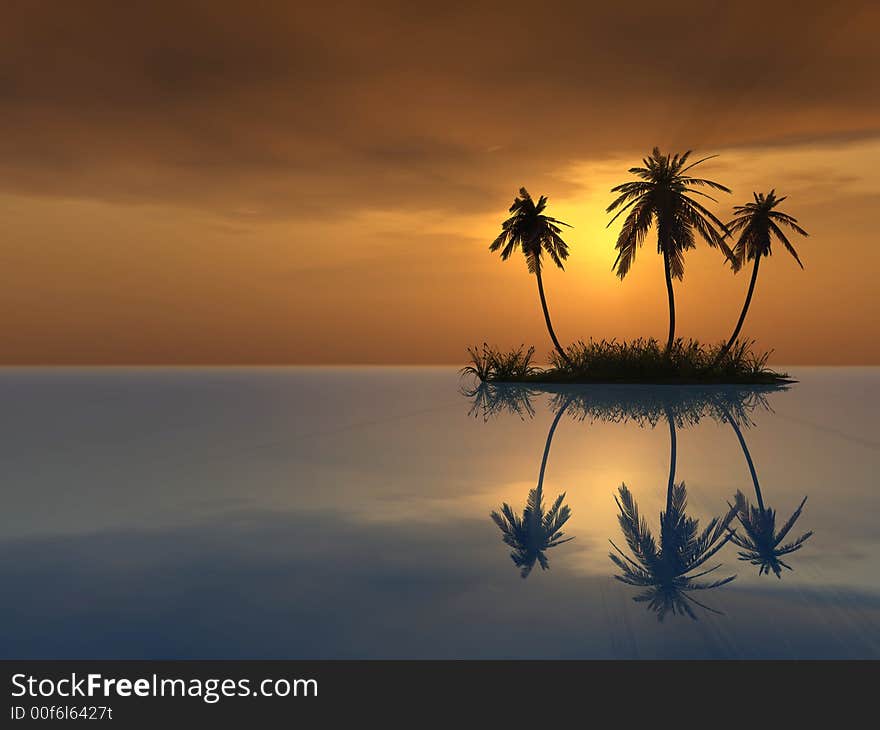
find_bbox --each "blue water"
[1,367,878,658]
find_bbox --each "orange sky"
[0,1,878,365]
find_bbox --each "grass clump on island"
[462,339,791,384]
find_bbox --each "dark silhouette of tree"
[721,404,813,577]
[714,191,808,365]
[607,148,735,353]
[609,405,737,620]
[490,188,574,367]
[491,399,574,577]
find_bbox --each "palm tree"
[490,188,574,367]
[491,399,574,577]
[607,148,736,352]
[609,404,737,619]
[721,404,813,577]
[714,191,808,365]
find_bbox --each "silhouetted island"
[473,150,806,385]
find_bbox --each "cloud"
[1,1,877,218]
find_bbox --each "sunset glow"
[0,2,877,364]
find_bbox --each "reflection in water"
[0,368,875,658]
[609,404,737,621]
[468,380,805,617]
[465,381,537,422]
[549,383,779,428]
[721,404,814,578]
[490,398,574,578]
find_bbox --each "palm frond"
[611,481,736,620]
[490,188,573,274]
[607,149,732,282]
[492,484,574,579]
[613,200,654,279]
[727,190,807,268]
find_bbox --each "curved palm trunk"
[535,398,571,504]
[664,405,677,519]
[662,248,676,353]
[721,405,765,511]
[714,255,761,366]
[535,266,573,367]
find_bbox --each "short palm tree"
[714,191,808,364]
[607,148,735,352]
[609,405,737,619]
[721,404,813,577]
[491,399,574,577]
[490,188,573,367]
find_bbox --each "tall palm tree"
[609,404,737,620]
[490,188,574,367]
[714,191,808,364]
[607,148,736,352]
[721,404,813,577]
[491,399,574,577]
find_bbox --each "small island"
[463,339,794,386]
[469,149,806,385]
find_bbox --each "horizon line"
[0,363,877,369]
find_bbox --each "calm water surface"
[1,366,878,658]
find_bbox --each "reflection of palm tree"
[465,381,787,429]
[489,188,574,366]
[722,405,813,577]
[492,400,574,578]
[609,405,737,620]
